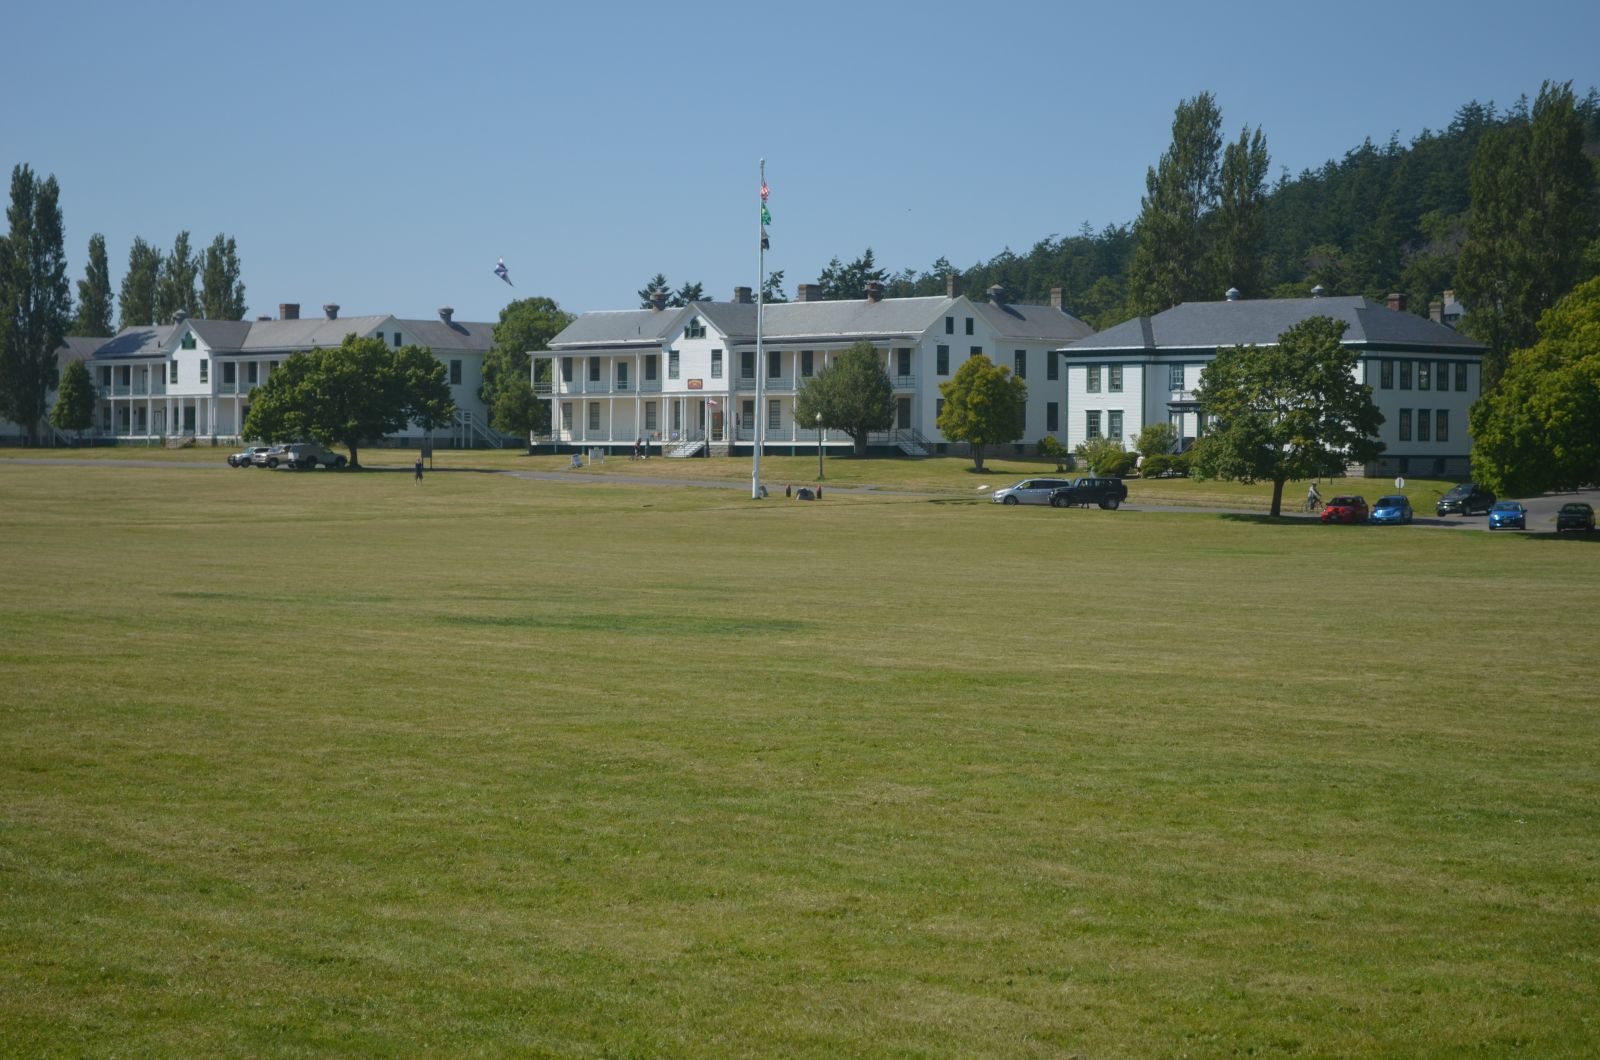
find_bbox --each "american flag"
[494,258,513,286]
[760,180,769,202]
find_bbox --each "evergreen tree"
[118,237,161,328]
[0,165,73,443]
[74,233,114,336]
[1213,125,1271,297]
[1127,93,1224,313]
[817,248,887,300]
[672,281,705,306]
[49,358,96,437]
[154,231,199,324]
[761,269,788,303]
[200,233,247,320]
[1458,81,1599,387]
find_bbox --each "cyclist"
[1306,483,1322,512]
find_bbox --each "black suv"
[1436,483,1495,517]
[1049,476,1129,510]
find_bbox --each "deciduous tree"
[242,336,454,468]
[1469,276,1600,495]
[480,296,571,435]
[118,237,161,328]
[0,165,73,443]
[200,233,247,320]
[1134,421,1178,458]
[49,358,95,437]
[936,353,1027,471]
[74,233,114,336]
[1190,316,1384,516]
[795,340,892,456]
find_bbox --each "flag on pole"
[761,227,770,251]
[707,398,720,408]
[494,258,513,286]
[760,203,771,226]
[760,180,769,202]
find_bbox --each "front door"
[897,397,912,430]
[710,404,724,441]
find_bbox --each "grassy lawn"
[1,463,1596,1055]
[0,444,1467,511]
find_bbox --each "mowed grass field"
[1,461,1597,1056]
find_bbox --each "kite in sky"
[494,258,513,286]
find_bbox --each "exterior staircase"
[894,429,930,457]
[668,439,706,458]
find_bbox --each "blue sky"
[5,0,1596,326]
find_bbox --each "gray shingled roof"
[96,326,177,360]
[239,316,390,352]
[187,319,253,351]
[970,299,1094,344]
[56,336,109,362]
[398,318,495,352]
[549,307,690,350]
[1068,296,1486,353]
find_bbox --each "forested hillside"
[865,90,1600,328]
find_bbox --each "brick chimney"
[1386,292,1406,313]
[796,284,821,303]
[733,286,752,304]
[946,274,957,298]
[439,307,454,324]
[1428,300,1443,324]
[986,284,1005,304]
[172,310,188,324]
[323,304,339,320]
[256,315,271,322]
[865,280,884,304]
[1050,287,1065,311]
[279,303,300,320]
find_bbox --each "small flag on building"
[494,258,513,286]
[707,398,720,408]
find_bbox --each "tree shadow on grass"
[1216,513,1332,528]
[1515,529,1600,545]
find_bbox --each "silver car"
[992,478,1075,505]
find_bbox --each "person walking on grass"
[414,456,424,484]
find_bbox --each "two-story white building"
[1058,291,1488,478]
[82,303,498,446]
[536,282,1093,456]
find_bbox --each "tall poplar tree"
[1212,125,1271,297]
[1457,81,1599,386]
[74,233,114,336]
[1127,93,1224,314]
[154,230,199,324]
[118,237,161,328]
[200,233,247,319]
[0,165,73,443]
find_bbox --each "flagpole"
[752,158,766,500]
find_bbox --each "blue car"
[1488,501,1527,530]
[1369,495,1413,525]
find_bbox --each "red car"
[1320,495,1370,524]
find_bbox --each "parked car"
[1369,495,1413,525]
[283,442,347,470]
[1555,502,1595,532]
[1320,495,1370,524]
[1048,477,1129,509]
[228,446,269,468]
[1436,483,1495,516]
[1487,501,1527,530]
[992,478,1075,505]
[252,445,290,468]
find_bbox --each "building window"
[1086,410,1102,439]
[1400,361,1412,389]
[588,357,601,382]
[1046,402,1059,432]
[1399,409,1411,441]
[561,357,573,382]
[1455,362,1468,391]
[393,332,402,348]
[616,362,628,387]
[450,360,462,385]
[561,403,573,432]
[1087,365,1101,393]
[897,348,912,377]
[181,332,196,351]
[668,350,679,379]
[199,359,208,383]
[1047,353,1059,381]
[223,362,236,384]
[1419,362,1430,390]
[768,350,781,378]
[1108,410,1122,442]
[685,317,706,339]
[375,332,384,344]
[247,362,258,384]
[673,402,682,432]
[1169,364,1183,391]
[969,346,981,360]
[1109,365,1123,392]
[644,402,657,432]
[169,361,179,384]
[965,317,974,335]
[801,350,814,377]
[768,398,781,431]
[945,316,954,335]
[1436,409,1448,442]
[1014,350,1026,378]
[936,397,945,420]
[1417,408,1431,442]
[936,345,949,375]
[1380,360,1393,389]
[645,355,658,381]
[742,399,754,429]
[711,350,722,379]
[587,403,600,431]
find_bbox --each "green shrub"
[1140,454,1173,478]
[1078,436,1138,477]
[1037,436,1074,471]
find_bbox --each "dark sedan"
[1437,483,1496,516]
[1556,502,1595,532]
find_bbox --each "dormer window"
[180,332,196,350]
[684,317,706,339]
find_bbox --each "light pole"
[816,411,824,480]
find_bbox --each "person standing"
[414,456,424,484]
